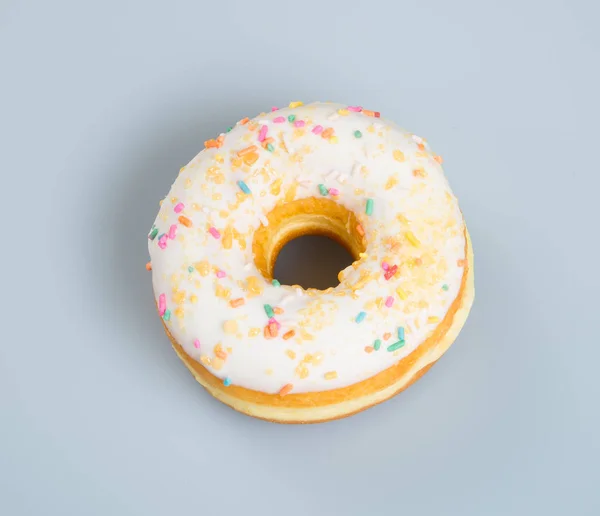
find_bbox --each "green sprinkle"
[373,339,382,351]
[398,327,405,340]
[225,126,233,133]
[272,279,281,287]
[162,309,171,321]
[354,130,362,138]
[442,284,449,291]
[355,311,366,323]
[318,184,329,196]
[188,266,194,273]
[149,227,159,240]
[223,377,232,386]
[237,180,251,195]
[387,340,405,352]
[264,304,275,318]
[365,198,374,216]
[266,143,275,152]
[288,114,296,122]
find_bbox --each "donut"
[148,101,474,423]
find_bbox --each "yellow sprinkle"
[428,316,440,324]
[215,154,224,163]
[248,327,261,337]
[337,108,350,116]
[215,284,231,299]
[405,231,421,247]
[190,294,198,304]
[245,276,263,297]
[396,287,408,300]
[196,260,210,276]
[174,307,184,318]
[329,136,338,144]
[288,101,303,108]
[324,371,338,380]
[296,364,309,379]
[211,357,224,370]
[393,150,405,162]
[223,320,238,334]
[285,349,296,360]
[200,355,211,366]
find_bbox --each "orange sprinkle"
[216,134,225,146]
[414,257,423,266]
[273,307,284,315]
[178,215,192,227]
[239,117,249,125]
[434,155,443,164]
[145,262,152,271]
[418,143,425,151]
[383,332,392,340]
[356,224,365,236]
[204,138,221,149]
[242,152,259,166]
[268,322,279,338]
[283,330,295,340]
[229,298,245,308]
[279,383,294,396]
[364,346,374,353]
[264,325,272,339]
[261,137,274,149]
[362,109,375,117]
[237,145,258,157]
[215,350,227,360]
[321,127,334,139]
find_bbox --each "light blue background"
[1,1,599,514]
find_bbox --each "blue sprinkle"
[162,309,171,321]
[223,377,232,387]
[355,311,366,323]
[188,266,194,273]
[398,327,405,340]
[442,284,449,291]
[272,279,281,287]
[237,180,251,194]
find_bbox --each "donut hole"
[273,235,355,290]
[252,197,367,291]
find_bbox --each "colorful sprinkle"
[355,311,366,323]
[145,262,152,271]
[273,116,285,123]
[266,143,275,152]
[148,227,158,240]
[428,316,440,324]
[398,327,405,340]
[208,227,221,239]
[384,264,398,280]
[162,309,171,321]
[271,106,279,111]
[381,261,389,271]
[354,130,362,138]
[225,126,233,132]
[271,279,281,287]
[405,231,421,247]
[258,125,268,142]
[318,184,329,196]
[264,304,275,318]
[365,198,374,216]
[223,377,232,387]
[328,187,340,196]
[174,203,184,213]
[294,120,305,128]
[279,383,294,396]
[237,145,257,157]
[193,339,200,349]
[365,346,374,353]
[387,340,405,352]
[237,180,251,195]
[168,224,177,240]
[158,235,168,249]
[188,266,194,273]
[216,270,226,278]
[321,127,334,139]
[442,284,449,291]
[158,293,166,315]
[373,339,382,351]
[283,330,295,340]
[287,114,296,123]
[178,215,192,228]
[230,298,245,308]
[396,287,408,300]
[385,296,394,308]
[324,371,338,380]
[312,125,324,134]
[348,106,362,112]
[356,224,365,236]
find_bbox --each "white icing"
[148,102,466,394]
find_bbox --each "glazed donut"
[148,101,474,423]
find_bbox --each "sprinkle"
[373,339,382,351]
[158,293,166,315]
[178,215,192,228]
[324,371,338,380]
[273,307,284,315]
[216,270,226,278]
[294,120,305,128]
[145,262,152,271]
[264,304,275,318]
[312,125,324,134]
[271,279,281,287]
[384,264,398,280]
[237,145,258,157]
[338,108,350,116]
[354,130,362,138]
[268,317,281,329]
[239,117,249,125]
[230,298,245,308]
[244,262,253,271]
[158,235,168,249]
[148,227,158,240]
[387,340,405,352]
[318,184,329,196]
[225,126,233,132]
[442,284,449,291]
[188,266,194,273]
[266,143,275,152]
[208,227,221,239]
[168,224,177,239]
[385,296,394,308]
[428,316,440,324]
[273,116,286,123]
[398,327,405,340]
[243,152,259,166]
[351,162,362,176]
[405,231,421,247]
[365,346,374,353]
[381,261,389,271]
[162,309,171,321]
[271,106,279,111]
[328,187,340,196]
[321,127,334,139]
[355,311,367,323]
[279,383,294,396]
[258,125,268,142]
[348,105,362,112]
[223,377,232,387]
[328,112,339,121]
[282,329,295,340]
[457,259,466,267]
[393,150,405,162]
[365,198,374,216]
[259,214,269,227]
[215,349,227,360]
[434,155,443,164]
[193,339,200,349]
[287,114,296,123]
[268,321,279,337]
[383,332,392,340]
[223,320,238,334]
[288,101,303,108]
[174,203,184,213]
[412,135,423,144]
[396,287,408,300]
[356,224,365,236]
[237,180,251,194]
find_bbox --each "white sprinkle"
[244,262,253,271]
[259,214,269,227]
[412,134,423,144]
[337,174,347,184]
[328,112,339,121]
[351,162,362,176]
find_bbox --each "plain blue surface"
[1,1,599,515]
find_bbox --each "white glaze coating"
[148,102,466,394]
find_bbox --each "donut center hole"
[273,235,355,290]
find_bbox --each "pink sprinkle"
[174,203,184,213]
[348,106,362,112]
[258,125,268,142]
[158,235,168,249]
[385,296,394,308]
[273,116,285,123]
[268,318,281,329]
[294,120,305,128]
[271,106,279,111]
[312,125,324,134]
[208,227,221,239]
[158,294,166,316]
[329,187,340,196]
[382,261,389,271]
[168,224,177,239]
[216,270,226,278]
[193,339,201,349]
